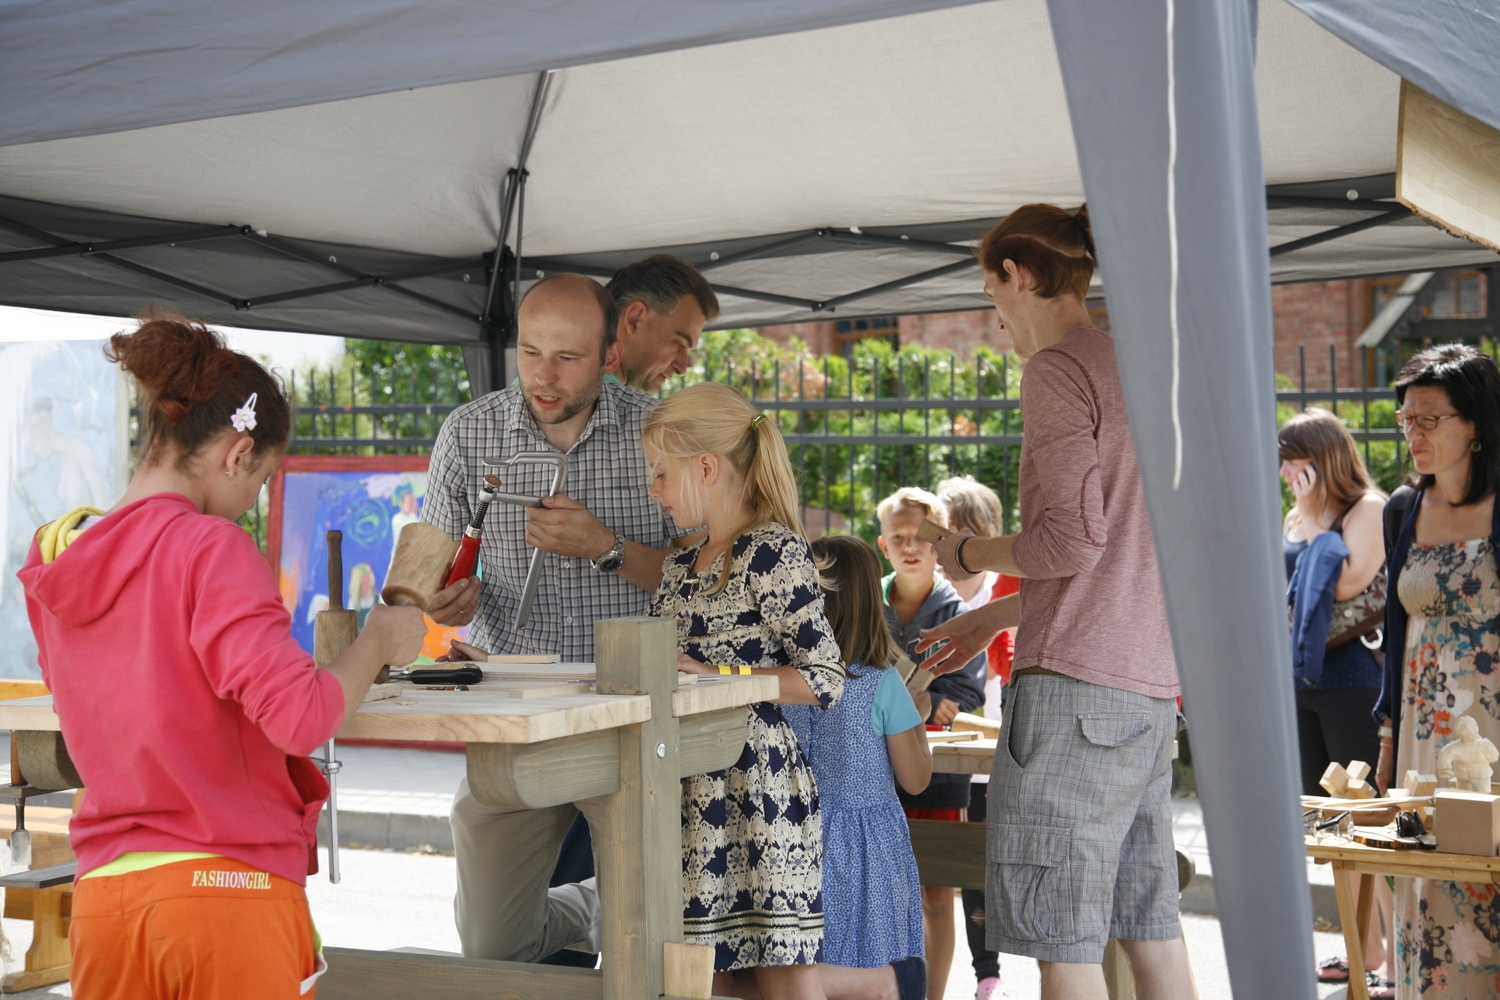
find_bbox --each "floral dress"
[1394,538,1500,997]
[652,521,845,972]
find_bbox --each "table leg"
[1332,862,1370,1000]
[591,618,686,1000]
[1,885,71,993]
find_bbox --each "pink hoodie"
[18,493,345,884]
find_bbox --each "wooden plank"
[466,729,621,810]
[0,862,75,890]
[1398,80,1500,253]
[592,617,683,1000]
[337,690,651,744]
[671,675,778,717]
[908,818,986,889]
[931,740,997,776]
[464,680,594,699]
[487,653,563,664]
[319,947,602,1000]
[678,707,749,778]
[0,697,60,733]
[951,713,1000,738]
[0,681,48,702]
[481,661,594,679]
[926,729,980,743]
[1306,839,1500,875]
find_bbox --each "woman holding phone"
[1278,408,1391,995]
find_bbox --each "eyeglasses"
[1395,411,1461,433]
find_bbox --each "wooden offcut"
[381,522,459,610]
[916,519,951,544]
[662,942,714,1000]
[952,712,1001,738]
[1397,81,1500,253]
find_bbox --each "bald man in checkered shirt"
[422,264,717,963]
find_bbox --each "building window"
[832,316,899,357]
[1370,270,1487,322]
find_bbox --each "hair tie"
[751,413,768,428]
[230,392,258,433]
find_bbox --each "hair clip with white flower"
[230,392,258,433]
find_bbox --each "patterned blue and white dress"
[783,665,925,967]
[652,521,845,972]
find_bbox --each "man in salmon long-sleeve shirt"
[917,205,1194,1000]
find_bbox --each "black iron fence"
[135,337,1495,554]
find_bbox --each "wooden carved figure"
[1437,715,1500,794]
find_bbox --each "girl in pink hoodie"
[20,312,425,1000]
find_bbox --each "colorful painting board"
[268,456,466,663]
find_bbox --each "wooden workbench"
[0,617,776,1000]
[1305,837,1500,1000]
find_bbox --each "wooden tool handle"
[916,519,951,544]
[327,529,344,611]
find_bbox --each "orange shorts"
[70,857,323,1000]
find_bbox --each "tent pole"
[1047,0,1315,996]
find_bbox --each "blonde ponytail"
[644,383,804,593]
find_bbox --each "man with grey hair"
[605,254,719,393]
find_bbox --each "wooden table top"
[1306,837,1500,883]
[0,674,779,746]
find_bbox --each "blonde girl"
[645,382,845,1000]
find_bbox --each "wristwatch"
[592,531,627,574]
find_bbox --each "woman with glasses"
[1375,344,1500,998]
[1278,408,1391,994]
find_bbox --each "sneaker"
[892,956,928,1000]
[976,976,1011,1000]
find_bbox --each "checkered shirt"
[423,381,681,661]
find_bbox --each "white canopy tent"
[1,0,1494,380]
[3,2,1498,998]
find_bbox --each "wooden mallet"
[382,522,459,611]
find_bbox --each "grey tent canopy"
[3,2,1499,999]
[1,0,1494,356]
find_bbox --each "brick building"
[758,271,1489,387]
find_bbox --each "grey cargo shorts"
[985,671,1181,964]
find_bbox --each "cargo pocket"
[1078,712,1153,748]
[987,823,1075,943]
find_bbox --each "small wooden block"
[362,683,402,703]
[1345,778,1376,800]
[1434,789,1500,856]
[676,671,699,686]
[1346,760,1372,783]
[916,519,951,544]
[662,941,714,1000]
[1320,762,1351,797]
[487,653,563,663]
[1413,774,1439,797]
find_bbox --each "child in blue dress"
[784,534,933,1000]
